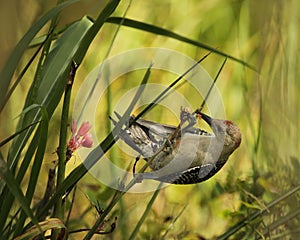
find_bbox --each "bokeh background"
[0,0,299,239]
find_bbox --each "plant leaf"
[0,0,79,112]
[0,156,42,236]
[14,218,66,240]
[106,17,256,71]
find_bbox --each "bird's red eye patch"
[225,120,233,126]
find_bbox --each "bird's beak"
[199,112,212,126]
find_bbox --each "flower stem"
[53,61,78,222]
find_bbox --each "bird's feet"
[180,106,200,130]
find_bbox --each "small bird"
[112,109,241,184]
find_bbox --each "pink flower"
[68,119,93,152]
[81,133,93,148]
[71,118,77,135]
[77,121,92,136]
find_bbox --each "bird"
[111,108,241,184]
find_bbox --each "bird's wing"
[110,113,168,157]
[110,112,212,158]
[109,115,145,154]
[135,118,177,137]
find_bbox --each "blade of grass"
[0,121,40,148]
[35,62,152,230]
[160,204,187,240]
[216,184,300,240]
[104,0,132,135]
[106,17,257,71]
[0,16,93,236]
[24,15,58,115]
[0,156,43,237]
[14,218,66,240]
[53,62,78,224]
[128,182,163,240]
[2,37,47,110]
[8,16,93,172]
[261,207,300,237]
[73,0,121,64]
[135,51,211,120]
[0,106,46,236]
[0,0,79,112]
[195,57,227,113]
[100,3,132,238]
[13,107,49,238]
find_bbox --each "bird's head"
[199,112,242,151]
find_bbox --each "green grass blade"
[14,218,66,240]
[2,40,46,111]
[0,0,79,112]
[0,121,40,148]
[0,156,42,237]
[53,62,78,227]
[106,17,256,71]
[0,16,93,236]
[161,204,187,239]
[74,0,121,64]
[36,64,152,234]
[8,17,93,170]
[129,183,163,240]
[197,57,227,112]
[13,108,49,237]
[216,185,300,240]
[135,52,211,120]
[0,106,45,236]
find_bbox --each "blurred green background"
[0,0,299,239]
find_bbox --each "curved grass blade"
[0,121,40,148]
[13,107,49,238]
[74,0,121,64]
[106,17,256,71]
[0,0,79,112]
[14,218,66,240]
[0,156,42,237]
[2,38,47,112]
[0,16,93,236]
[216,185,300,240]
[8,17,93,170]
[35,64,152,234]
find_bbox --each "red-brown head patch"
[224,120,233,126]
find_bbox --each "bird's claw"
[180,106,198,130]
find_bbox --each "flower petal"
[81,133,93,148]
[71,119,77,135]
[77,122,92,136]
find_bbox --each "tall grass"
[0,0,299,239]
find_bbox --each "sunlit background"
[0,0,299,239]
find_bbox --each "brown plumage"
[112,110,241,184]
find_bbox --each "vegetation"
[0,0,299,239]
